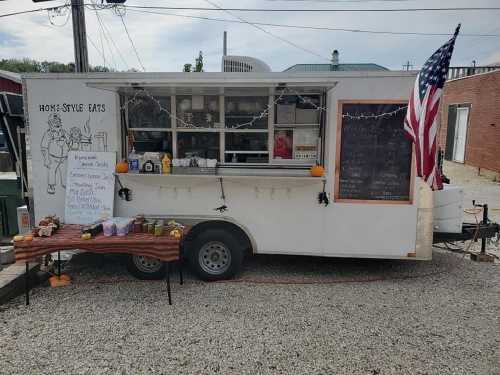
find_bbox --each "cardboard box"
[295,108,319,124]
[276,104,296,124]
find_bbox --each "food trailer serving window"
[123,89,325,166]
[127,95,173,154]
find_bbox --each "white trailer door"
[452,107,469,163]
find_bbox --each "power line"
[91,2,121,70]
[101,9,130,70]
[115,5,500,13]
[266,0,416,1]
[125,8,500,38]
[118,13,145,71]
[92,4,108,68]
[87,34,108,63]
[202,0,329,61]
[0,5,68,18]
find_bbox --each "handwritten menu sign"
[65,151,115,224]
[338,103,412,201]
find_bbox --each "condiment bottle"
[128,147,140,173]
[154,224,163,236]
[162,154,171,175]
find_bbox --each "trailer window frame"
[123,91,325,167]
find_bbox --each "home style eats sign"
[64,151,115,224]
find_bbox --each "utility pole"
[71,0,89,72]
[403,61,413,71]
[33,0,89,72]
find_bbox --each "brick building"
[439,69,500,174]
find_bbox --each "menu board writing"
[65,151,115,224]
[338,103,412,201]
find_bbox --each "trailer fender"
[183,219,255,256]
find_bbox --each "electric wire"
[102,9,130,70]
[0,5,68,18]
[3,3,500,19]
[204,0,330,61]
[124,8,500,38]
[87,34,109,65]
[2,4,499,38]
[92,2,119,70]
[264,0,416,2]
[92,3,108,68]
[117,12,146,71]
[47,4,71,28]
[112,5,500,13]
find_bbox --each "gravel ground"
[0,251,499,375]
[1,162,499,375]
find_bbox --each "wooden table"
[14,225,186,306]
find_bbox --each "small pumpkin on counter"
[310,164,325,177]
[24,235,33,241]
[115,159,129,173]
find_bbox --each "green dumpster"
[0,173,23,237]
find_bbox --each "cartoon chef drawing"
[40,113,70,194]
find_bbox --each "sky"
[0,0,499,72]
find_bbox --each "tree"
[182,51,204,72]
[0,58,118,73]
[194,51,203,72]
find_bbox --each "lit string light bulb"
[341,106,407,120]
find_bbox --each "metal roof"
[21,71,416,94]
[283,63,389,73]
[0,70,21,84]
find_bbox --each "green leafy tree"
[0,58,117,73]
[182,51,204,72]
[194,51,203,72]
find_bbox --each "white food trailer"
[20,71,472,280]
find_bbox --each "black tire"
[126,254,167,280]
[188,228,244,281]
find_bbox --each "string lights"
[122,87,329,130]
[341,105,408,120]
[122,86,408,130]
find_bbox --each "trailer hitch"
[433,200,500,261]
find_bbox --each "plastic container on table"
[103,220,116,236]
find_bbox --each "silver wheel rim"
[199,241,231,275]
[132,255,163,273]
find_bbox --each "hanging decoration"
[214,177,228,213]
[341,105,408,120]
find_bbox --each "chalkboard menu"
[337,103,412,201]
[65,151,116,224]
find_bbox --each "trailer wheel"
[189,228,243,281]
[126,255,167,280]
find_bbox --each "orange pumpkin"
[116,159,129,173]
[310,165,325,177]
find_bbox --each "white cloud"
[484,51,500,65]
[0,0,499,72]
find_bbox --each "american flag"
[404,24,460,190]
